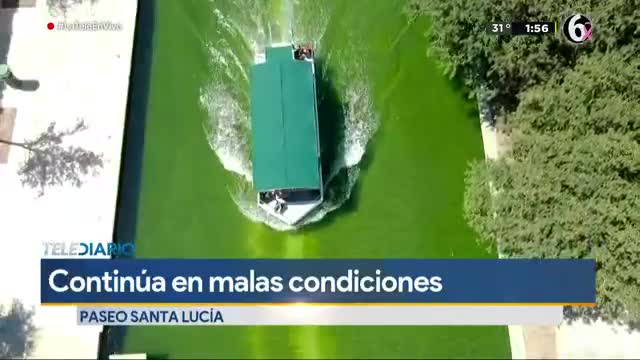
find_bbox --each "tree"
[0,300,36,359]
[464,53,640,321]
[508,50,640,139]
[407,0,639,116]
[0,119,104,196]
[409,0,640,323]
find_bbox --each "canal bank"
[0,0,137,358]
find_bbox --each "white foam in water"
[225,47,248,82]
[342,82,377,168]
[199,83,252,181]
[200,1,378,230]
[213,9,233,33]
[208,46,228,68]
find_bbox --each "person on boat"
[273,192,287,213]
[304,43,313,57]
[294,44,313,60]
[299,48,307,60]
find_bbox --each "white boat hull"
[258,195,323,225]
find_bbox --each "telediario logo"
[43,242,135,257]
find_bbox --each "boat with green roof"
[249,43,322,225]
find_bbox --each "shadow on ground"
[45,0,98,16]
[563,306,640,333]
[103,0,155,358]
[6,78,40,91]
[0,299,36,359]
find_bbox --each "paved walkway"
[0,0,136,358]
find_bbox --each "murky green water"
[120,0,510,358]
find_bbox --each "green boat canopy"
[250,46,321,192]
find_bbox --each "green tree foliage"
[510,51,640,139]
[407,0,639,114]
[412,0,640,321]
[464,53,640,321]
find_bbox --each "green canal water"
[118,0,510,358]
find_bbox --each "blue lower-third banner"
[41,259,595,304]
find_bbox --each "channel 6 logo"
[563,13,593,44]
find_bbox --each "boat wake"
[199,0,378,230]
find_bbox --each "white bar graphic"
[77,305,562,325]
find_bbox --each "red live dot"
[47,22,54,30]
